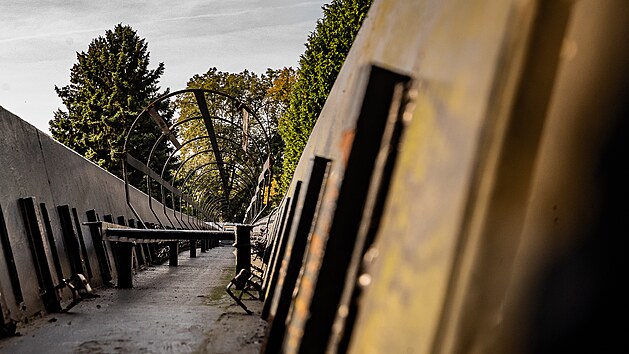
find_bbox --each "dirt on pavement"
[0,245,268,354]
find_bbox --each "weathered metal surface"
[0,110,66,319]
[261,197,290,296]
[1,0,624,349]
[57,205,87,277]
[258,0,629,353]
[167,241,179,266]
[103,227,234,241]
[85,210,113,284]
[79,221,240,288]
[72,209,93,278]
[281,66,411,354]
[261,182,302,320]
[261,156,331,354]
[195,90,232,210]
[115,242,135,288]
[226,268,261,314]
[40,204,65,285]
[148,107,182,150]
[18,197,61,313]
[235,225,252,275]
[265,0,524,349]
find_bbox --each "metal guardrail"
[104,227,235,242]
[84,221,247,289]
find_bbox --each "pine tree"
[50,24,173,188]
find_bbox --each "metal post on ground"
[168,241,179,266]
[235,225,252,278]
[190,240,197,258]
[116,243,134,288]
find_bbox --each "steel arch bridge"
[122,88,275,230]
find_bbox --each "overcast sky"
[0,0,326,134]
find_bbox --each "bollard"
[115,243,134,288]
[143,244,153,265]
[168,241,179,266]
[235,225,252,287]
[190,240,197,258]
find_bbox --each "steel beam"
[148,107,182,150]
[194,91,232,212]
[261,157,331,354]
[103,227,234,241]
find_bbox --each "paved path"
[0,245,266,354]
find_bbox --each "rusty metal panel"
[71,208,93,279]
[57,205,87,277]
[85,210,113,284]
[334,0,538,352]
[428,2,572,353]
[341,1,629,354]
[19,197,61,313]
[261,182,302,320]
[261,156,331,354]
[261,197,290,295]
[39,204,65,286]
[281,66,411,354]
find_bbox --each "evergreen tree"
[50,24,173,188]
[278,0,372,191]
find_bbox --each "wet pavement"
[0,245,266,354]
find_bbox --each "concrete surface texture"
[0,245,266,354]
[0,105,204,322]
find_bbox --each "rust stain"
[340,129,356,165]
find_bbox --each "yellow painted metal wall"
[268,0,628,353]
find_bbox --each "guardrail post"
[116,243,134,288]
[235,225,252,280]
[168,241,179,266]
[1,204,24,307]
[189,240,197,258]
[86,210,113,284]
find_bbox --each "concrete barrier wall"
[0,106,201,324]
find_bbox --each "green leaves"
[172,67,296,218]
[50,24,173,189]
[278,0,372,192]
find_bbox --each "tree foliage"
[50,24,173,188]
[172,67,295,220]
[278,0,372,191]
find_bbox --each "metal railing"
[122,88,275,229]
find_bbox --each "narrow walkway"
[0,245,266,354]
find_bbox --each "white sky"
[0,0,326,135]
